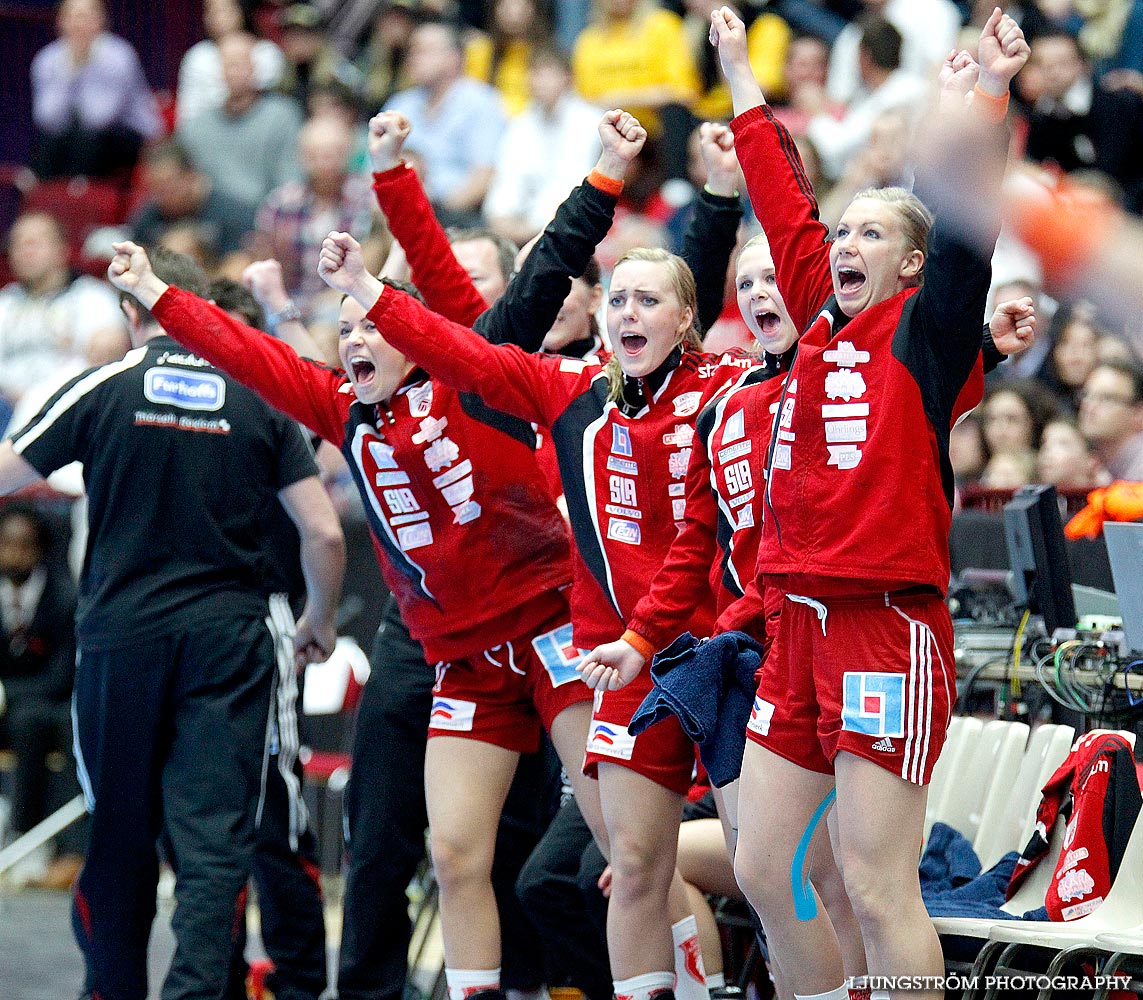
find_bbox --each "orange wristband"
[588,170,624,198]
[621,629,655,661]
[1010,182,1117,286]
[972,84,1010,124]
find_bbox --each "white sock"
[446,968,501,1000]
[506,990,549,1000]
[671,916,707,1000]
[613,971,675,1000]
[794,987,848,1000]
[705,972,726,991]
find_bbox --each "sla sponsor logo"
[428,697,475,732]
[606,517,641,545]
[143,368,226,411]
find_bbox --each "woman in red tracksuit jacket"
[319,232,757,1000]
[709,7,1029,997]
[106,244,603,1000]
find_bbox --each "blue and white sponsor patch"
[531,623,586,687]
[606,517,641,545]
[611,424,632,457]
[841,672,905,738]
[144,368,226,411]
[587,721,636,760]
[428,697,475,732]
[747,695,775,736]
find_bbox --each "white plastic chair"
[964,730,1143,998]
[925,716,983,842]
[941,720,1029,846]
[973,724,1075,870]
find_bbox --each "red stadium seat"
[22,176,127,266]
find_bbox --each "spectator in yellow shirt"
[465,0,553,117]
[572,0,701,177]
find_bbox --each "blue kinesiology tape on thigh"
[790,787,836,921]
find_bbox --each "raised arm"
[481,110,644,349]
[242,258,326,360]
[107,242,350,447]
[681,123,745,334]
[319,232,580,430]
[713,7,833,331]
[911,13,1030,404]
[371,109,641,351]
[368,112,489,327]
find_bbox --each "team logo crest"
[841,672,905,738]
[824,369,866,402]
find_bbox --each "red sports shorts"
[428,609,592,754]
[583,669,696,796]
[746,587,955,785]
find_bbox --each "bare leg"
[833,752,939,1000]
[815,807,868,977]
[425,736,519,970]
[598,762,684,979]
[733,741,844,995]
[548,701,609,856]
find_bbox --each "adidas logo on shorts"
[871,736,895,753]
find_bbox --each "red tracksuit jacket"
[733,105,998,594]
[151,287,572,663]
[365,284,756,649]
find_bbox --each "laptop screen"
[1104,521,1143,654]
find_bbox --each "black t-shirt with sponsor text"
[8,335,317,650]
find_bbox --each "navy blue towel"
[920,821,1045,922]
[629,631,764,787]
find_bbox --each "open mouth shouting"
[753,308,782,336]
[349,356,376,389]
[836,265,867,296]
[620,331,648,358]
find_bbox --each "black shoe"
[710,989,745,1000]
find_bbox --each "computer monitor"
[1104,522,1143,653]
[1003,484,1078,634]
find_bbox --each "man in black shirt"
[0,248,345,1000]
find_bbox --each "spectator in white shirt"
[484,48,603,245]
[385,18,507,227]
[0,212,128,418]
[177,0,284,125]
[803,16,927,180]
[826,0,961,106]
